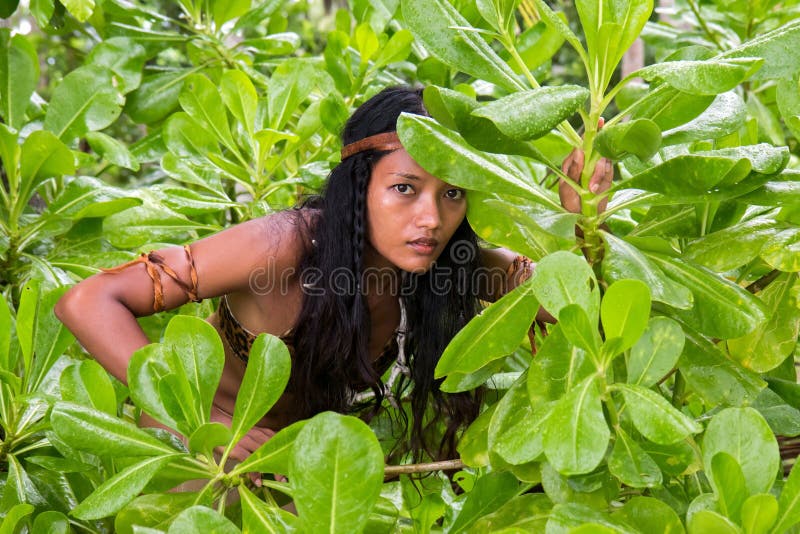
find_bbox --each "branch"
[384,459,464,477]
[746,270,780,294]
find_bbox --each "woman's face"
[365,148,467,273]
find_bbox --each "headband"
[340,131,403,160]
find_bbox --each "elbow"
[55,283,97,329]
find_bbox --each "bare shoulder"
[190,208,317,298]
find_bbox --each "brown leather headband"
[340,131,403,160]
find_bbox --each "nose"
[414,194,442,230]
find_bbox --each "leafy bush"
[2,0,800,532]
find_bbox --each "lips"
[408,237,439,255]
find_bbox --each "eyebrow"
[390,172,421,181]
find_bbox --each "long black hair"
[289,86,483,460]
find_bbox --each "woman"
[55,86,611,465]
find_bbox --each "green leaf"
[761,228,800,272]
[397,113,562,210]
[229,334,290,446]
[774,459,800,533]
[467,194,577,260]
[220,69,257,138]
[632,86,715,131]
[543,376,609,475]
[618,496,685,534]
[103,200,219,249]
[530,0,586,64]
[547,502,637,533]
[435,279,538,378]
[319,93,349,136]
[471,493,552,533]
[354,23,379,65]
[167,506,240,534]
[60,0,95,21]
[128,344,180,431]
[187,422,231,457]
[476,0,515,34]
[240,485,298,533]
[648,254,767,339]
[164,316,225,424]
[577,0,653,89]
[0,504,34,534]
[267,59,319,130]
[85,37,147,94]
[289,412,384,534]
[50,401,177,457]
[212,0,250,26]
[0,297,13,373]
[448,471,520,534]
[628,316,684,387]
[636,58,762,95]
[528,322,595,403]
[125,70,189,124]
[232,419,306,476]
[684,217,776,273]
[687,510,739,534]
[662,92,746,145]
[372,29,413,69]
[703,407,779,496]
[514,19,565,73]
[163,112,219,158]
[752,388,800,438]
[0,30,38,130]
[19,130,74,205]
[559,304,601,359]
[489,374,548,465]
[114,493,199,534]
[401,0,523,92]
[711,452,747,525]
[614,383,701,444]
[458,404,494,468]
[529,250,600,322]
[160,187,237,216]
[595,119,661,161]
[601,232,692,309]
[641,440,695,477]
[728,273,800,373]
[720,19,800,81]
[21,284,73,393]
[679,334,765,407]
[421,86,545,158]
[695,144,789,175]
[600,279,651,352]
[43,65,125,142]
[179,73,236,152]
[472,86,590,141]
[617,155,751,198]
[86,131,140,171]
[60,359,117,416]
[608,427,662,488]
[740,493,778,534]
[72,454,181,520]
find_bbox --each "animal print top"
[217,294,400,379]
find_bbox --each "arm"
[54,211,306,385]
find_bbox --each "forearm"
[55,286,151,385]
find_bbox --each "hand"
[558,119,614,215]
[211,404,276,486]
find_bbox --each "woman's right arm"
[54,212,304,384]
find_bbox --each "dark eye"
[393,183,414,195]
[445,188,465,200]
